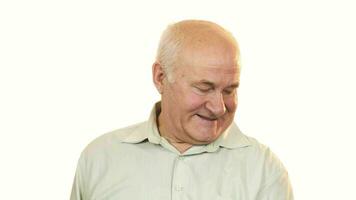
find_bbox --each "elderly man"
[71,20,293,200]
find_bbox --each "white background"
[1,0,355,199]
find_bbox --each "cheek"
[183,92,206,111]
[168,84,204,112]
[224,96,238,112]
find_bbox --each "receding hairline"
[155,19,240,81]
[169,20,238,50]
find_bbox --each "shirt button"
[175,185,184,191]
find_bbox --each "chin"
[192,129,221,143]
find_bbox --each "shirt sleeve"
[255,146,294,200]
[70,154,86,200]
[256,169,294,200]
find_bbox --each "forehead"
[191,65,239,79]
[182,44,238,66]
[187,65,240,84]
[177,36,239,66]
[175,43,240,85]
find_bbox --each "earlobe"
[152,62,165,94]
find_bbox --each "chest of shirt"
[83,142,261,200]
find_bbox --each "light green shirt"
[71,103,293,200]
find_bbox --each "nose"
[205,92,226,117]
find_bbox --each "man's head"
[153,20,240,146]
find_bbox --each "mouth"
[196,114,218,121]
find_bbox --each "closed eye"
[195,86,213,93]
[223,89,235,95]
[223,84,238,95]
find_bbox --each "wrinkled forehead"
[183,65,240,90]
[177,47,240,85]
[178,42,240,70]
[191,64,240,79]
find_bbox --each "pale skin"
[153,22,240,153]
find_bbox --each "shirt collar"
[121,102,161,144]
[122,102,251,151]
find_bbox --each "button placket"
[171,156,187,199]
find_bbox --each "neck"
[157,112,192,153]
[166,139,193,153]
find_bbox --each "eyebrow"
[195,80,239,88]
[196,80,215,87]
[228,82,240,89]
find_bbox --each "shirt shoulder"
[242,135,285,171]
[80,121,148,158]
[236,135,290,188]
[240,136,293,199]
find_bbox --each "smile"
[196,114,218,121]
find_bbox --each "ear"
[152,62,166,94]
